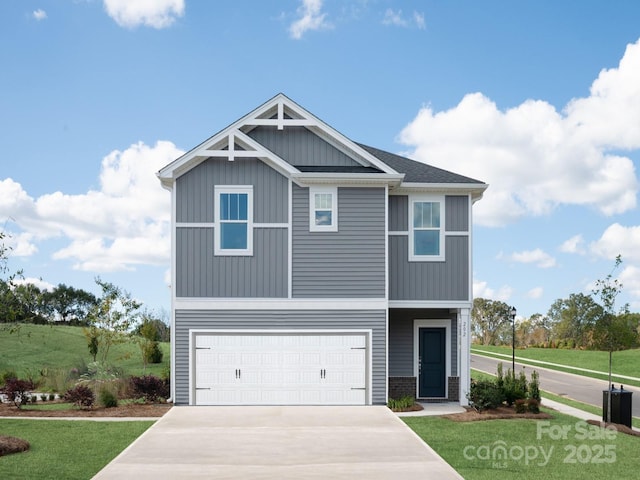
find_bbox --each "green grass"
[0,419,154,479]
[404,408,640,479]
[22,402,75,411]
[472,345,640,387]
[0,324,170,384]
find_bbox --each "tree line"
[472,257,639,351]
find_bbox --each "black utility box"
[602,385,633,428]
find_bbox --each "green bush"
[468,379,504,411]
[99,388,118,408]
[144,341,163,364]
[529,370,541,402]
[502,368,527,406]
[40,393,48,402]
[387,395,415,411]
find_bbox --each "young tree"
[85,278,142,364]
[591,255,637,422]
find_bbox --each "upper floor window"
[214,186,253,256]
[409,196,444,261]
[309,187,338,232]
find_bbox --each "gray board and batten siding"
[175,158,288,298]
[248,126,362,168]
[388,308,458,377]
[388,195,470,301]
[292,184,386,298]
[174,309,387,405]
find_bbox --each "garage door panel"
[194,333,368,405]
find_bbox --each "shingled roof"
[357,143,483,184]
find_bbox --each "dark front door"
[418,328,446,398]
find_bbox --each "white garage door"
[194,333,367,405]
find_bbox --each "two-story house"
[157,94,487,406]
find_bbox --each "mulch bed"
[0,401,171,418]
[586,419,640,437]
[0,435,30,456]
[443,405,552,422]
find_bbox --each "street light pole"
[510,306,517,373]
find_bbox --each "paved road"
[471,354,640,419]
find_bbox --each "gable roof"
[157,93,487,199]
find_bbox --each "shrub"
[468,379,504,411]
[528,370,541,402]
[48,393,56,401]
[144,341,163,364]
[502,369,527,406]
[99,388,118,408]
[129,375,169,403]
[0,378,36,409]
[64,385,95,408]
[40,393,48,402]
[387,395,415,411]
[514,398,527,413]
[527,398,540,414]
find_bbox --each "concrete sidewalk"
[93,406,463,479]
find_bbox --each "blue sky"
[1,0,639,319]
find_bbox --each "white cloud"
[399,39,640,227]
[14,277,55,292]
[103,0,184,29]
[33,9,47,21]
[527,287,544,299]
[382,9,425,29]
[508,248,557,268]
[289,0,330,39]
[0,140,183,272]
[560,234,586,254]
[382,9,407,27]
[619,265,640,299]
[589,223,640,262]
[413,11,425,30]
[473,280,513,302]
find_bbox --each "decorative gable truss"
[157,93,404,189]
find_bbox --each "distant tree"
[591,256,638,422]
[471,298,513,345]
[44,284,98,325]
[547,293,603,348]
[85,277,142,364]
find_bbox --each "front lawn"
[404,409,640,479]
[0,419,154,479]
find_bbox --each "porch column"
[459,308,471,406]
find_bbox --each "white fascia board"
[388,300,473,309]
[175,297,389,311]
[392,182,488,200]
[291,172,404,187]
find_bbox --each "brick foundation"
[388,376,416,399]
[448,376,460,401]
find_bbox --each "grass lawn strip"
[404,408,640,480]
[471,345,640,388]
[0,419,153,479]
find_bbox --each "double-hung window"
[214,186,253,256]
[309,187,338,232]
[409,196,444,261]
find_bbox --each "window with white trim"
[409,196,444,261]
[214,186,253,255]
[309,187,338,232]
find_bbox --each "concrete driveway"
[94,406,462,479]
